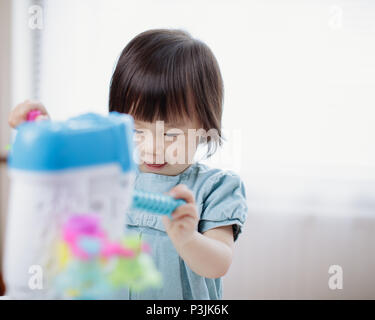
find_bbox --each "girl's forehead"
[134,118,200,129]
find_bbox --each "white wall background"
[38,0,375,173]
[8,0,375,298]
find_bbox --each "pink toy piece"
[26,109,42,121]
[63,214,105,242]
[62,214,107,260]
[101,243,135,259]
[62,214,136,261]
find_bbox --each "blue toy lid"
[8,112,137,172]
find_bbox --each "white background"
[38,0,375,175]
[8,0,375,298]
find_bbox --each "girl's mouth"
[145,162,167,170]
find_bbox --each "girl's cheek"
[186,141,197,164]
[133,144,149,164]
[163,140,174,163]
[134,135,198,164]
[163,139,182,164]
[165,141,197,164]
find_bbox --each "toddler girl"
[8,29,248,300]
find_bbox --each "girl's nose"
[143,141,165,163]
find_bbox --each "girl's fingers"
[17,101,47,120]
[168,184,195,204]
[172,220,194,232]
[170,203,198,220]
[162,215,172,228]
[8,100,49,128]
[171,216,197,229]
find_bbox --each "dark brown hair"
[109,28,224,158]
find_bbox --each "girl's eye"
[165,133,180,137]
[134,129,181,137]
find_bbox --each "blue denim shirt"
[123,162,248,299]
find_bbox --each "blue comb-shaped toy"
[131,190,186,218]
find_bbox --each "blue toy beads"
[132,190,186,217]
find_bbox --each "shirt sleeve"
[198,171,248,242]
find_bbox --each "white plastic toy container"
[3,112,136,299]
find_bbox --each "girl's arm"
[178,226,234,279]
[162,184,235,279]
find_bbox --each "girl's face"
[133,118,202,176]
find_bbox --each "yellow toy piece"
[57,241,71,270]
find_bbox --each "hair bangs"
[124,66,196,125]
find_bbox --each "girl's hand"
[162,184,199,249]
[8,100,49,128]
